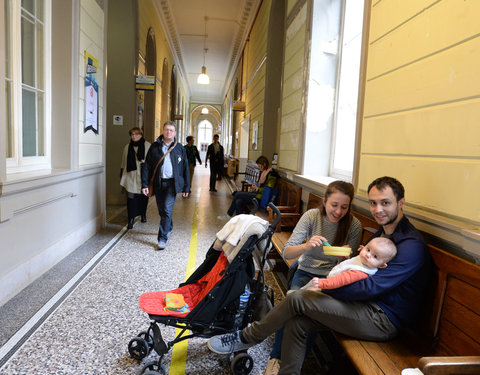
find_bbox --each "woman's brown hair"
[320,180,354,246]
[255,155,269,169]
[129,127,143,136]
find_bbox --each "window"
[303,0,364,181]
[5,0,51,173]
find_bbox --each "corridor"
[0,168,274,374]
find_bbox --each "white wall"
[0,0,107,307]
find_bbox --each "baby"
[303,237,397,291]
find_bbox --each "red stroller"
[128,202,281,375]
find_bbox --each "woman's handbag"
[146,142,177,197]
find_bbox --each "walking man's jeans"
[155,179,176,241]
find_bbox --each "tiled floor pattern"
[0,168,275,375]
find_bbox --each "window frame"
[303,0,365,182]
[5,0,52,174]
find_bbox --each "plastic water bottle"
[234,285,250,327]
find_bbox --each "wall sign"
[84,51,99,134]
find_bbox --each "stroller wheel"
[138,330,154,352]
[128,337,149,360]
[141,361,166,375]
[231,352,253,375]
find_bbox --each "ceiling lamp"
[197,17,210,85]
[201,107,209,114]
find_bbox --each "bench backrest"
[275,178,302,211]
[244,163,260,185]
[306,193,323,210]
[421,245,480,356]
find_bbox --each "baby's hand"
[303,277,319,290]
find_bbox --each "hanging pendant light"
[197,17,210,85]
[197,61,210,84]
[201,107,209,114]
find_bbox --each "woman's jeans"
[227,191,256,216]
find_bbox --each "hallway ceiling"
[153,0,262,105]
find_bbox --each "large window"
[303,0,364,181]
[5,0,51,172]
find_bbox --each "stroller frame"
[128,202,281,375]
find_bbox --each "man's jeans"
[243,289,398,375]
[155,179,176,241]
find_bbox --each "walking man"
[185,135,202,186]
[142,121,190,250]
[205,134,224,192]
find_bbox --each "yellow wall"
[357,0,480,224]
[278,1,307,172]
[242,0,271,161]
[138,1,188,139]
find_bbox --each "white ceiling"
[153,0,262,105]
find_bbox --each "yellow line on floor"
[168,201,199,375]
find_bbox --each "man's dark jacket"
[142,135,190,194]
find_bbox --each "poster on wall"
[252,121,258,150]
[84,51,99,134]
[137,90,145,129]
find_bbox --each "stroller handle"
[267,202,282,231]
[250,199,281,231]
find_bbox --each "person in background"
[185,135,202,186]
[205,134,224,192]
[120,127,151,229]
[222,156,277,219]
[142,121,190,250]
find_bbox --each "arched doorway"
[198,119,213,162]
[170,65,177,121]
[144,28,156,143]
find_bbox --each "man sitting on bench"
[208,176,432,375]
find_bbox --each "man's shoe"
[207,330,253,354]
[157,240,166,250]
[217,214,231,221]
[141,215,147,223]
[264,358,281,375]
[127,219,134,229]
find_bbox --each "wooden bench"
[269,192,322,267]
[266,178,302,232]
[334,244,480,375]
[268,192,480,373]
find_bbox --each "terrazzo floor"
[0,168,277,375]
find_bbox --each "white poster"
[84,52,99,134]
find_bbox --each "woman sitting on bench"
[222,156,277,218]
[265,180,362,374]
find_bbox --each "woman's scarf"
[127,137,146,172]
[258,167,272,185]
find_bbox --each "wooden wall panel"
[358,156,480,221]
[358,0,480,225]
[365,37,480,116]
[279,2,307,171]
[368,0,480,79]
[361,99,480,156]
[369,0,435,42]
